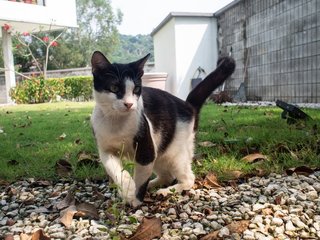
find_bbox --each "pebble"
[0,172,319,239]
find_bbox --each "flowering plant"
[2,23,65,79]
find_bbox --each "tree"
[66,0,123,67]
[112,34,154,63]
[7,0,122,72]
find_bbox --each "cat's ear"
[91,51,111,72]
[133,53,150,70]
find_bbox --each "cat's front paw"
[156,188,174,197]
[119,172,142,207]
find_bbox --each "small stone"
[172,222,181,229]
[274,226,284,235]
[289,205,303,214]
[285,220,296,231]
[313,183,320,192]
[50,232,67,239]
[210,221,222,230]
[218,227,230,237]
[306,190,318,201]
[296,193,307,201]
[252,203,265,212]
[243,229,255,240]
[291,217,307,229]
[206,214,217,220]
[168,208,176,216]
[271,217,283,226]
[182,227,193,235]
[179,212,188,220]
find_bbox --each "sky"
[111,0,234,35]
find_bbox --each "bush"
[63,76,93,101]
[10,76,93,104]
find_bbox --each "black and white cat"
[91,51,235,206]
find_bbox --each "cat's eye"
[133,86,141,94]
[109,85,119,93]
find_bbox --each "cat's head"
[91,51,150,114]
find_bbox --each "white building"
[0,0,77,104]
[151,12,218,100]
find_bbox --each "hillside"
[112,34,154,63]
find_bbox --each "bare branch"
[0,67,32,80]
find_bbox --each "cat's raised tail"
[186,56,236,116]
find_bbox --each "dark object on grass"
[211,91,232,104]
[276,100,311,124]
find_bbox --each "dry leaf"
[31,229,50,240]
[126,217,161,240]
[74,138,82,145]
[275,144,298,160]
[4,235,14,240]
[198,141,216,147]
[6,218,15,226]
[200,230,219,240]
[261,208,274,215]
[55,159,72,177]
[228,170,243,179]
[75,202,99,220]
[227,220,250,234]
[203,172,222,189]
[77,152,100,168]
[275,195,282,205]
[60,205,77,228]
[20,230,50,240]
[286,166,314,176]
[20,233,31,240]
[241,153,268,163]
[56,191,75,210]
[200,220,250,240]
[58,133,67,140]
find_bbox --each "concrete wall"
[153,14,218,100]
[175,17,218,99]
[153,18,177,95]
[217,0,320,103]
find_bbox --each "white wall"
[175,17,217,99]
[153,15,218,100]
[153,18,177,95]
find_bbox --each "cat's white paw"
[156,188,174,197]
[119,172,142,207]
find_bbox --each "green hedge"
[10,76,93,104]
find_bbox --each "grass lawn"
[0,101,319,182]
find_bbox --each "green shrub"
[63,76,93,101]
[10,76,93,104]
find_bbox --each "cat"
[91,51,235,207]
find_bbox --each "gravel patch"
[222,101,320,109]
[1,172,320,239]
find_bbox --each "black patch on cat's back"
[142,87,195,153]
[133,115,156,165]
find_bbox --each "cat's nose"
[124,102,133,109]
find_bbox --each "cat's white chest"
[91,106,140,157]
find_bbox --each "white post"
[2,27,16,104]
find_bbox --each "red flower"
[22,32,30,36]
[42,36,49,42]
[3,24,11,31]
[50,41,58,47]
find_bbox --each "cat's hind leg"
[147,160,175,190]
[156,154,195,196]
[99,150,141,207]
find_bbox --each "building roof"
[150,0,242,36]
[150,12,214,36]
